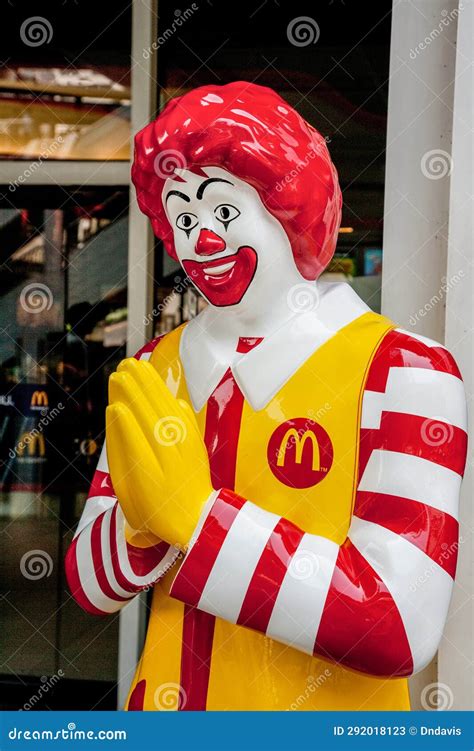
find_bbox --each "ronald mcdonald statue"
[66,82,467,711]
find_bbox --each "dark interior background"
[0,0,392,710]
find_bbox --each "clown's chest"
[153,313,393,545]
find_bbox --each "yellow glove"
[106,357,212,549]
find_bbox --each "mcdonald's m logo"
[17,432,46,457]
[30,390,48,409]
[267,418,333,489]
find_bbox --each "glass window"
[0,1,131,161]
[0,188,128,709]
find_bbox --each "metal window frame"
[0,161,130,186]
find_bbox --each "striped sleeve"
[65,336,181,616]
[170,329,468,677]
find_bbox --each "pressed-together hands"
[106,357,213,549]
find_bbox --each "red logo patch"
[267,418,333,489]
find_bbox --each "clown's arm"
[65,338,180,615]
[170,330,468,677]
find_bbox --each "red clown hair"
[132,82,342,280]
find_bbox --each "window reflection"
[0,190,128,705]
[0,1,131,161]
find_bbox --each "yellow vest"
[129,312,410,710]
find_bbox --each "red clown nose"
[195,229,226,256]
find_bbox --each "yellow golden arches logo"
[17,432,46,457]
[31,390,48,408]
[268,418,334,489]
[276,428,320,471]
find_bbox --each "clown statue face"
[66,82,467,713]
[162,165,300,312]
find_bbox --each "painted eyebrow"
[165,190,190,204]
[196,177,234,200]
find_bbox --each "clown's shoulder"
[367,322,464,386]
[319,281,461,378]
[132,333,167,362]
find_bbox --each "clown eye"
[214,204,240,228]
[176,213,198,236]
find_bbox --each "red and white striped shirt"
[66,324,467,680]
[169,327,467,677]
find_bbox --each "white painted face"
[162,166,304,309]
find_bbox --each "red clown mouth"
[182,246,258,306]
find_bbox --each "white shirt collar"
[180,282,370,412]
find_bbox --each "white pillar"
[438,0,473,711]
[382,0,458,339]
[382,0,461,709]
[126,1,158,358]
[118,0,158,710]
